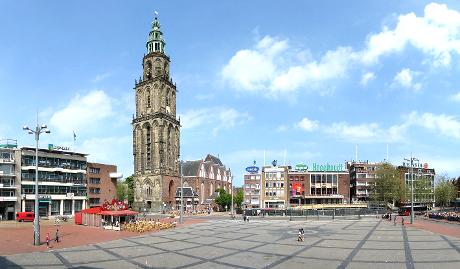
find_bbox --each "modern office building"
[261,164,289,209]
[244,172,261,208]
[348,161,383,203]
[0,139,21,220]
[398,163,435,208]
[289,163,350,206]
[87,162,122,207]
[20,146,88,217]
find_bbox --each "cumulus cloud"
[222,3,460,98]
[180,107,251,135]
[49,90,114,135]
[222,35,357,97]
[296,118,319,132]
[360,72,376,86]
[362,3,460,66]
[406,111,460,139]
[451,92,460,102]
[393,68,422,91]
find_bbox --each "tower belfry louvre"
[132,14,181,211]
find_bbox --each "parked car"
[16,212,34,222]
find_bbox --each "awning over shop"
[98,210,138,216]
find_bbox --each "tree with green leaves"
[117,182,128,201]
[371,163,405,207]
[215,188,231,211]
[435,175,457,207]
[124,175,135,206]
[233,189,244,208]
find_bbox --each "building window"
[89,168,100,174]
[90,178,101,184]
[63,200,72,215]
[74,200,82,213]
[51,201,60,215]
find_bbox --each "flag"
[73,131,76,141]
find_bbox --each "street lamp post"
[230,176,234,219]
[404,155,419,225]
[23,120,50,246]
[179,160,183,224]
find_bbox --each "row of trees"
[370,163,457,207]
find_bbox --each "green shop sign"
[295,163,308,171]
[311,163,344,172]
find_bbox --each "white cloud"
[325,122,380,141]
[91,72,111,83]
[222,35,357,97]
[49,90,114,135]
[180,107,251,135]
[360,72,376,86]
[276,125,288,132]
[362,3,460,66]
[451,92,460,102]
[406,111,460,139]
[296,118,319,132]
[79,136,132,175]
[393,68,422,91]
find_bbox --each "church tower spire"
[146,14,165,54]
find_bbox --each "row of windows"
[89,178,101,184]
[0,164,14,174]
[265,190,285,197]
[89,167,100,174]
[265,182,284,188]
[310,187,338,195]
[21,172,85,184]
[22,156,86,170]
[89,188,101,194]
[310,174,338,185]
[265,172,284,179]
[25,200,82,215]
[21,185,87,196]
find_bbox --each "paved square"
[1,218,459,268]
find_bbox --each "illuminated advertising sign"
[291,182,304,196]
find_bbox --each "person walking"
[46,233,50,248]
[394,215,397,226]
[55,228,60,243]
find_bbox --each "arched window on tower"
[146,126,151,169]
[147,90,151,108]
[146,61,152,80]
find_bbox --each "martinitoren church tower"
[132,15,180,211]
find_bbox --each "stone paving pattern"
[1,218,459,268]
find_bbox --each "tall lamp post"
[23,121,50,246]
[179,159,183,224]
[404,155,419,224]
[230,176,234,219]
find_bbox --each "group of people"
[46,227,60,248]
[427,211,460,222]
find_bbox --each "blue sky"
[1,1,460,186]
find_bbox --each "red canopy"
[98,210,138,216]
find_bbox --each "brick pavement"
[0,218,204,256]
